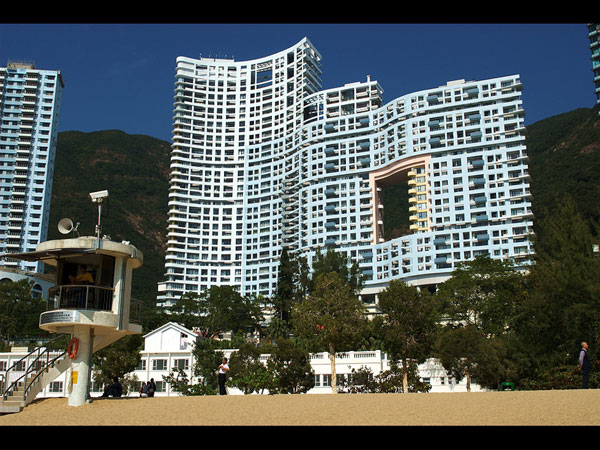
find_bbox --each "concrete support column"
[68,325,94,407]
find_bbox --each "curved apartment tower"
[158,37,533,308]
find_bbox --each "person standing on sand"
[579,342,592,389]
[218,357,229,395]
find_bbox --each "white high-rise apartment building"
[158,38,533,308]
[588,23,600,115]
[0,61,63,274]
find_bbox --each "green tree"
[376,280,439,394]
[434,257,525,390]
[139,301,170,334]
[92,334,143,391]
[310,248,364,295]
[266,316,290,342]
[229,343,270,394]
[273,248,310,325]
[0,279,47,344]
[375,362,431,393]
[266,338,314,394]
[436,324,507,391]
[167,291,204,330]
[347,362,430,393]
[519,362,600,390]
[292,272,367,393]
[513,195,600,378]
[201,286,263,338]
[162,368,193,395]
[189,338,224,395]
[174,286,264,339]
[436,256,526,337]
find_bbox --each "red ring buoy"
[68,337,79,359]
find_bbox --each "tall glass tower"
[0,61,64,273]
[158,38,533,309]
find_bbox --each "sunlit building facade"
[158,38,533,308]
[589,23,600,114]
[0,61,63,273]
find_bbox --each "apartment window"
[152,359,168,371]
[314,374,321,387]
[173,358,189,371]
[89,381,102,392]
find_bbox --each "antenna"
[89,190,109,248]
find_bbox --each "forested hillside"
[48,130,170,305]
[47,106,599,306]
[526,106,600,225]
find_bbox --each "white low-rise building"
[1,322,483,400]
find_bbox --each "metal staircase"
[1,335,70,413]
[0,332,124,414]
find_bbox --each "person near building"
[218,357,229,395]
[147,379,156,397]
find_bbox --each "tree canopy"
[170,286,263,339]
[0,279,47,346]
[375,280,439,393]
[292,272,367,393]
[436,256,526,337]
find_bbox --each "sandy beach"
[1,389,599,426]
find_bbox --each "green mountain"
[47,106,599,305]
[48,130,170,305]
[525,106,600,225]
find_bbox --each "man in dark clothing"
[579,342,592,389]
[102,376,123,397]
[147,378,156,397]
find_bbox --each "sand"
[1,389,599,426]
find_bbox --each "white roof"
[143,321,200,339]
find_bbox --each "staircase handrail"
[2,334,69,401]
[21,346,69,401]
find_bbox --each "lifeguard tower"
[0,190,143,411]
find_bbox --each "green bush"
[519,361,600,390]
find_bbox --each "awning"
[0,248,94,264]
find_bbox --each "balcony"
[46,285,114,311]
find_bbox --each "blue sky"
[1,23,595,142]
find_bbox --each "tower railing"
[46,285,114,311]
